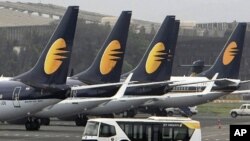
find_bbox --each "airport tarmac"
[0,116,250,141]
[195,116,250,141]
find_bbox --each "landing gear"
[40,118,50,126]
[155,108,168,116]
[25,118,40,131]
[101,114,114,118]
[75,115,88,126]
[123,110,136,117]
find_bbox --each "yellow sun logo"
[223,41,238,65]
[100,40,122,75]
[44,38,68,75]
[145,42,166,74]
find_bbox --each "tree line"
[0,20,249,80]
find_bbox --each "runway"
[0,116,250,141]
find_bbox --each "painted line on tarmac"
[204,139,229,141]
[0,133,77,138]
[203,132,228,138]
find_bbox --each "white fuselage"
[83,76,234,115]
[83,96,159,115]
[0,99,60,121]
[34,97,112,118]
[35,76,234,118]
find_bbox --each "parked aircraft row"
[0,6,249,131]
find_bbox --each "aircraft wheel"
[32,120,40,130]
[155,110,168,116]
[25,119,40,131]
[126,110,136,117]
[25,121,32,131]
[101,114,114,118]
[75,117,88,126]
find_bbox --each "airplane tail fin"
[72,11,132,84]
[190,60,205,76]
[199,23,246,79]
[129,16,178,82]
[14,6,79,85]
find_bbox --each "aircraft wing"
[111,73,133,99]
[127,80,177,87]
[63,73,133,107]
[214,78,241,87]
[127,74,222,88]
[202,73,217,93]
[69,73,133,101]
[240,80,250,84]
[169,73,218,88]
[230,90,250,95]
[71,78,134,91]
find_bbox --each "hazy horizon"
[3,0,250,23]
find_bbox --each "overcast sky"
[4,0,250,23]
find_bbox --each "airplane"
[31,15,180,126]
[75,16,180,119]
[33,11,132,126]
[180,60,211,76]
[0,6,78,130]
[170,22,247,92]
[29,16,246,126]
[139,22,248,116]
[35,15,219,125]
[33,14,233,125]
[80,22,248,118]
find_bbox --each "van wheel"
[231,112,237,118]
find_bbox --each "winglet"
[202,73,218,94]
[111,73,133,99]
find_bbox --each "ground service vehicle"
[82,116,201,141]
[165,106,198,117]
[230,104,250,118]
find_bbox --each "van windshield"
[84,121,99,136]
